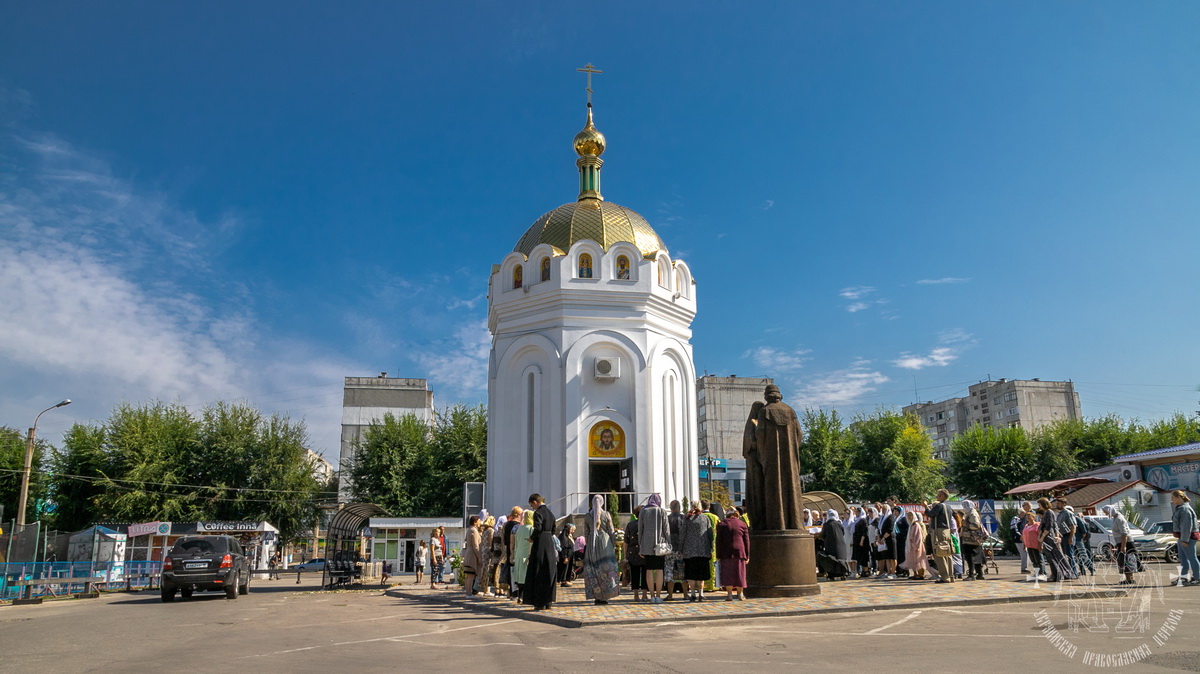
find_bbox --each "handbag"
[653,542,672,556]
[962,526,986,546]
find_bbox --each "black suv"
[161,535,250,601]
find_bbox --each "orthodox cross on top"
[577,63,603,106]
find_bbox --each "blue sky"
[2,2,1197,462]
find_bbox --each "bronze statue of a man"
[742,384,804,531]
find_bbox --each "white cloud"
[891,330,975,370]
[743,346,811,372]
[839,286,875,300]
[415,319,491,399]
[0,131,365,460]
[846,302,871,313]
[788,366,890,408]
[916,277,971,285]
[762,199,774,210]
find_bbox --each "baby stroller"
[982,535,1001,576]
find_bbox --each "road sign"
[978,499,997,533]
[981,514,998,534]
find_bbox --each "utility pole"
[17,400,71,528]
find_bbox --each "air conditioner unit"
[1139,490,1156,506]
[1119,465,1141,482]
[594,357,620,380]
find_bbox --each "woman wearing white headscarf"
[818,508,849,580]
[901,510,928,579]
[1102,504,1138,585]
[582,495,620,604]
[960,500,987,581]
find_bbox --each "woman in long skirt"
[716,508,750,600]
[582,495,620,604]
[901,511,927,579]
[512,510,534,599]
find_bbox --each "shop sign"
[197,521,260,532]
[128,521,170,537]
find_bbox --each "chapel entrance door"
[588,460,634,514]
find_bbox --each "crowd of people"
[414,487,1200,609]
[811,489,987,584]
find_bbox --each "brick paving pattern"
[385,563,1133,628]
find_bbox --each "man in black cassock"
[523,493,558,610]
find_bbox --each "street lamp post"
[16,399,71,528]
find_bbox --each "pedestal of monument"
[745,529,820,598]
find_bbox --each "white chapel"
[486,75,700,516]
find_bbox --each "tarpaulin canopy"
[1003,477,1111,496]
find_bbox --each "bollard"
[296,569,302,585]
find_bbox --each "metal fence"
[0,560,162,602]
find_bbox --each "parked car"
[295,558,327,572]
[1133,521,1179,563]
[161,535,250,601]
[1081,515,1145,561]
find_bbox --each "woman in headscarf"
[1102,504,1138,585]
[716,507,750,600]
[511,510,535,600]
[624,506,646,602]
[478,515,496,595]
[865,507,881,577]
[490,516,507,596]
[557,522,577,587]
[852,508,872,578]
[704,502,724,593]
[667,499,686,601]
[876,506,897,580]
[959,500,986,581]
[840,508,856,573]
[639,494,672,604]
[582,495,620,604]
[901,510,927,580]
[818,508,849,580]
[680,501,714,601]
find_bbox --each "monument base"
[744,529,820,598]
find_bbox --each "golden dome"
[573,105,606,157]
[513,199,667,258]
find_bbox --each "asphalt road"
[3,573,1199,672]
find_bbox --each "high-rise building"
[696,375,774,462]
[904,378,1082,461]
[339,374,435,499]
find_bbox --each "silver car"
[1082,515,1145,561]
[1133,521,1179,563]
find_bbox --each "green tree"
[347,412,430,516]
[850,410,945,502]
[799,408,863,497]
[413,405,487,516]
[1139,413,1200,451]
[48,424,111,531]
[97,402,201,522]
[44,400,325,544]
[948,424,1036,498]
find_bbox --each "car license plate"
[185,562,208,570]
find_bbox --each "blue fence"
[1,561,162,601]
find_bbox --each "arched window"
[540,257,551,282]
[657,261,669,288]
[579,254,593,279]
[512,265,523,289]
[616,255,630,280]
